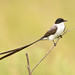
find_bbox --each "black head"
[55,18,67,24]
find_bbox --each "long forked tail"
[0,37,43,60]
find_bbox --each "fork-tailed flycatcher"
[0,18,67,60]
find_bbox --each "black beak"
[64,20,67,22]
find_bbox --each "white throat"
[55,22,64,26]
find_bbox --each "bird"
[0,18,67,60]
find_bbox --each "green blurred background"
[0,0,75,75]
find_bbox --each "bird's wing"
[43,25,57,38]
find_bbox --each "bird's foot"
[60,35,62,38]
[54,43,56,46]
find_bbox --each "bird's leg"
[53,40,56,46]
[59,35,62,38]
[57,35,62,38]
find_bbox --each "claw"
[60,35,62,38]
[54,43,56,46]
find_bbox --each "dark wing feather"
[43,25,57,38]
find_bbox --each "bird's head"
[55,18,67,24]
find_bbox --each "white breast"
[49,22,65,40]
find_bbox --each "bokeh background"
[0,0,75,75]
